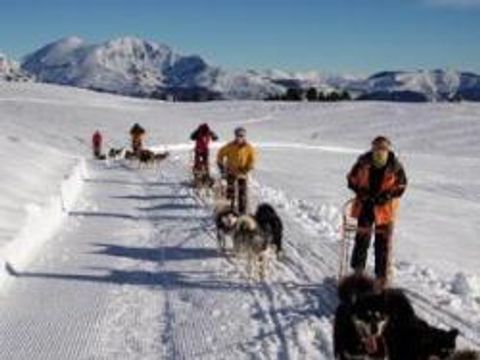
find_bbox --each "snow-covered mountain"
[357,70,480,102]
[0,52,32,82]
[19,36,360,100]
[17,36,480,101]
[21,37,285,100]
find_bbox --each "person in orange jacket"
[347,136,407,287]
[92,130,103,158]
[217,127,256,214]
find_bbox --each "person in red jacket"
[92,130,103,158]
[190,123,218,176]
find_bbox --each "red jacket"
[92,132,102,148]
[190,126,218,153]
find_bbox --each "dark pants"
[132,140,142,155]
[350,207,393,279]
[194,151,209,174]
[93,146,101,158]
[226,175,248,214]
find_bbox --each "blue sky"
[0,0,479,73]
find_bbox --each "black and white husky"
[231,203,283,280]
[232,214,271,280]
[334,274,459,360]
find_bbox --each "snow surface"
[0,81,479,358]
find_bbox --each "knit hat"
[234,127,246,137]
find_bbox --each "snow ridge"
[0,158,87,286]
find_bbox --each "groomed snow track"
[0,155,478,360]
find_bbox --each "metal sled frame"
[338,198,358,281]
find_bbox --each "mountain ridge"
[1,36,479,101]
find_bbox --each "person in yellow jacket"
[217,127,256,214]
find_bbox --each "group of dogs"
[107,147,170,167]
[207,178,284,280]
[334,273,479,360]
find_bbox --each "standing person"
[217,127,256,214]
[347,136,407,289]
[92,130,103,158]
[129,123,146,155]
[190,123,218,177]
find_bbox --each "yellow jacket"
[217,141,256,176]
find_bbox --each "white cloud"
[425,0,480,7]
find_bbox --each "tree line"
[266,87,352,102]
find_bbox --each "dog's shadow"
[252,277,337,320]
[90,242,220,262]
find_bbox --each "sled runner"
[338,198,357,281]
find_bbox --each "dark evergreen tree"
[285,88,303,101]
[340,90,352,101]
[328,91,341,102]
[306,87,318,101]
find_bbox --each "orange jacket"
[347,151,407,225]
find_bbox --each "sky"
[0,0,479,74]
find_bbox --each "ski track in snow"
[0,153,478,359]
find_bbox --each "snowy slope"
[0,82,479,358]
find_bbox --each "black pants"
[350,207,393,279]
[132,140,142,155]
[93,146,101,158]
[194,151,209,173]
[226,175,248,214]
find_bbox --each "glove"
[238,167,249,176]
[374,192,392,205]
[356,187,371,201]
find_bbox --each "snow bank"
[251,178,341,240]
[0,158,87,287]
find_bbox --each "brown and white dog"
[214,203,239,251]
[231,203,283,280]
[233,214,271,280]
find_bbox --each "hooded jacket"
[347,151,407,225]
